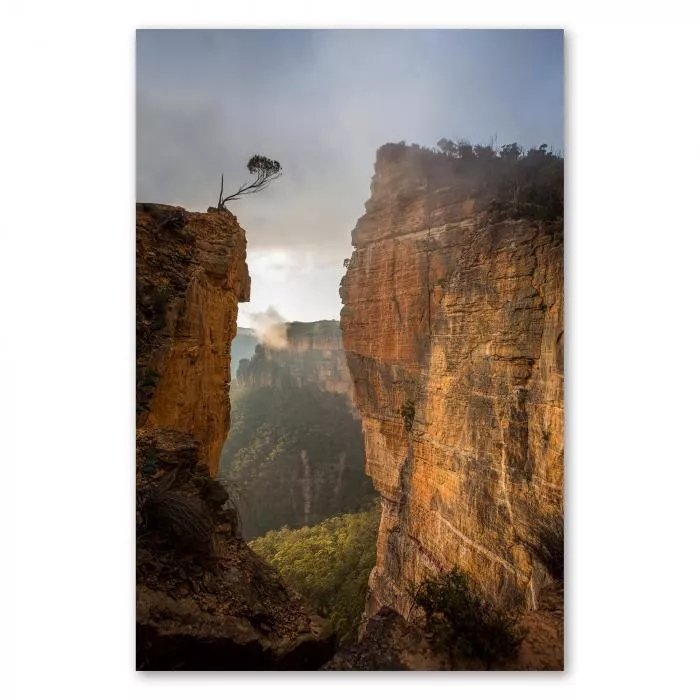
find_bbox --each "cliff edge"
[340,144,564,667]
[136,204,334,670]
[136,203,250,475]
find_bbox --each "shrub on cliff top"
[216,155,282,211]
[382,138,563,221]
[413,567,524,669]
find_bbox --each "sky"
[136,29,563,326]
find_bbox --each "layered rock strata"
[136,203,250,475]
[340,145,564,623]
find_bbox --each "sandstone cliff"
[136,203,250,475]
[236,320,354,401]
[340,144,564,646]
[136,204,334,670]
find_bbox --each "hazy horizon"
[136,29,564,325]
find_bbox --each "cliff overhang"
[135,203,336,670]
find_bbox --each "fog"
[246,306,289,349]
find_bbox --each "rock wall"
[340,145,564,619]
[136,204,335,670]
[136,204,250,475]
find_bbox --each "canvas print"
[136,28,564,671]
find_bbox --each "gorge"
[220,320,373,540]
[135,139,564,671]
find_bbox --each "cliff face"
[136,204,334,670]
[236,320,354,400]
[136,203,250,476]
[340,145,564,622]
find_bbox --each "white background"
[3,1,700,697]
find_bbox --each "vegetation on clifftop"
[378,139,564,222]
[216,155,283,211]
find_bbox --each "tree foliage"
[218,383,374,539]
[413,567,525,669]
[250,505,380,643]
[216,155,282,210]
[379,139,563,221]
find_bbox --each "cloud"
[246,306,289,349]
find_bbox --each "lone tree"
[216,155,282,211]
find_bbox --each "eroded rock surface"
[325,587,563,671]
[340,145,564,633]
[136,429,334,670]
[136,203,250,475]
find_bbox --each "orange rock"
[135,205,336,670]
[341,146,564,621]
[136,204,250,475]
